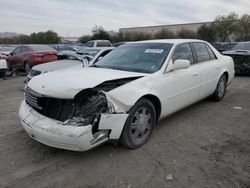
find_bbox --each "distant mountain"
[0,32,19,38]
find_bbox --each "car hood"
[223,50,250,56]
[28,67,147,99]
[33,59,82,72]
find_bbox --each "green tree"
[44,30,61,44]
[177,29,197,39]
[235,14,250,41]
[78,35,91,43]
[91,25,111,41]
[197,24,216,42]
[213,12,239,42]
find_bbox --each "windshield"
[95,43,173,73]
[232,42,250,51]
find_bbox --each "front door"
[157,43,201,116]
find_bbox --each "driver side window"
[12,47,22,55]
[172,43,194,64]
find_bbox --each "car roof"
[84,47,114,51]
[22,44,55,51]
[87,40,111,42]
[131,39,207,45]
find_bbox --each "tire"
[212,74,227,101]
[24,62,31,74]
[0,71,6,78]
[6,61,12,71]
[120,98,156,149]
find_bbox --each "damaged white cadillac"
[19,39,235,151]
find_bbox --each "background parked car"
[0,51,12,77]
[0,56,8,77]
[223,41,250,75]
[212,42,238,53]
[7,45,57,73]
[27,47,114,81]
[84,40,112,48]
[51,44,85,52]
[113,42,129,48]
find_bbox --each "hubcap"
[129,107,152,142]
[218,76,226,97]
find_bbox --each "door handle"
[193,72,198,76]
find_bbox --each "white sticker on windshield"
[145,49,164,53]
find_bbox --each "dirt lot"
[0,76,249,188]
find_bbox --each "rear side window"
[172,43,194,64]
[193,42,211,63]
[85,42,94,47]
[205,44,217,60]
[96,41,112,47]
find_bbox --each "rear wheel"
[24,62,31,74]
[212,74,227,101]
[120,98,156,149]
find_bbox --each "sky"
[0,0,249,37]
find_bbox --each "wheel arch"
[139,94,162,122]
[221,70,229,83]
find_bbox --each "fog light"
[90,130,109,145]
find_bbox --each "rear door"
[191,42,221,99]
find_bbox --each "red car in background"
[7,45,57,73]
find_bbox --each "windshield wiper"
[90,64,101,68]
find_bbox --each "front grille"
[25,87,74,121]
[231,55,249,64]
[25,87,43,110]
[30,69,42,77]
[228,55,250,74]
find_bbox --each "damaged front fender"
[98,113,128,139]
[70,89,130,140]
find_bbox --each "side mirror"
[173,59,190,70]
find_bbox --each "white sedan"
[0,51,10,77]
[19,39,234,151]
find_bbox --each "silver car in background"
[27,47,114,81]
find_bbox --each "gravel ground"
[0,76,249,188]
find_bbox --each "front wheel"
[212,74,227,101]
[120,98,156,149]
[6,61,12,71]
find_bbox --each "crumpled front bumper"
[19,100,128,151]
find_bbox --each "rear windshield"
[96,41,112,47]
[30,45,55,52]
